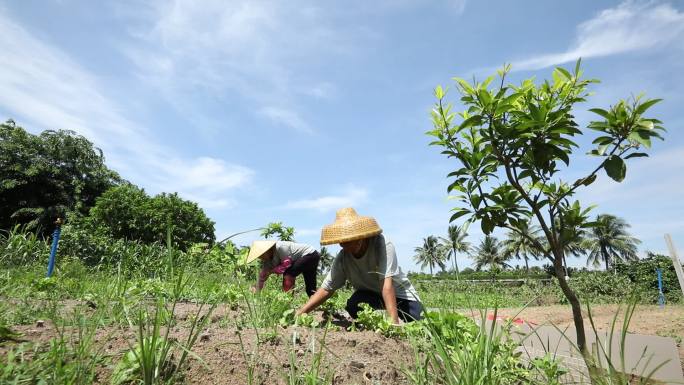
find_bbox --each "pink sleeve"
[256,265,271,289]
[272,257,293,275]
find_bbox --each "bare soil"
[3,302,683,384]
[1,302,415,385]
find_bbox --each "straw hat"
[246,240,276,264]
[320,208,382,245]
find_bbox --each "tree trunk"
[524,257,529,279]
[429,264,433,276]
[452,248,460,281]
[552,247,599,380]
[601,245,610,271]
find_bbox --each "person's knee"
[409,302,424,321]
[398,301,424,322]
[345,298,360,318]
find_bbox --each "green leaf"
[582,174,597,186]
[460,115,482,130]
[589,108,611,119]
[635,98,662,115]
[450,210,470,222]
[480,216,494,234]
[604,155,626,182]
[556,67,572,81]
[454,78,474,94]
[624,152,648,159]
[481,75,495,89]
[435,86,444,99]
[591,136,614,145]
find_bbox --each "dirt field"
[2,303,683,384]
[1,302,415,384]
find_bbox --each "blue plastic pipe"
[46,223,62,277]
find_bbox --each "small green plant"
[355,304,404,337]
[279,326,333,385]
[529,353,568,385]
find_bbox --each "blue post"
[657,268,665,308]
[46,218,63,278]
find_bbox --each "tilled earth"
[3,302,683,384]
[1,302,415,385]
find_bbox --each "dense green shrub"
[615,253,682,303]
[58,222,169,277]
[0,120,120,236]
[87,184,215,251]
[564,272,633,304]
[411,268,550,281]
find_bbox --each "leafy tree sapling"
[427,59,664,375]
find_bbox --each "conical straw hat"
[320,208,382,245]
[246,240,276,264]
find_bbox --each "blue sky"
[1,0,683,272]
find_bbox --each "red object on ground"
[486,314,536,326]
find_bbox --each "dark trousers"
[285,251,320,297]
[345,289,423,322]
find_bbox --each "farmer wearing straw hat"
[296,208,423,324]
[246,240,321,297]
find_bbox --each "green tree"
[582,214,640,271]
[413,235,446,275]
[439,224,470,279]
[318,246,334,274]
[87,185,215,251]
[473,235,510,273]
[502,220,542,277]
[0,120,119,235]
[427,60,664,368]
[260,222,295,241]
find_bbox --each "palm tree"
[413,235,446,275]
[582,214,640,271]
[502,221,542,277]
[473,236,510,274]
[318,246,334,274]
[439,224,470,280]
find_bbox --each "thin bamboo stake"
[664,234,684,300]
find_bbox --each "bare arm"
[296,288,334,315]
[253,265,271,292]
[381,277,400,325]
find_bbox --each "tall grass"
[0,225,48,266]
[405,309,530,385]
[111,232,216,385]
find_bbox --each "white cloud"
[284,186,368,212]
[0,10,252,210]
[299,82,336,99]
[511,1,684,71]
[449,0,467,14]
[118,0,362,134]
[258,107,313,134]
